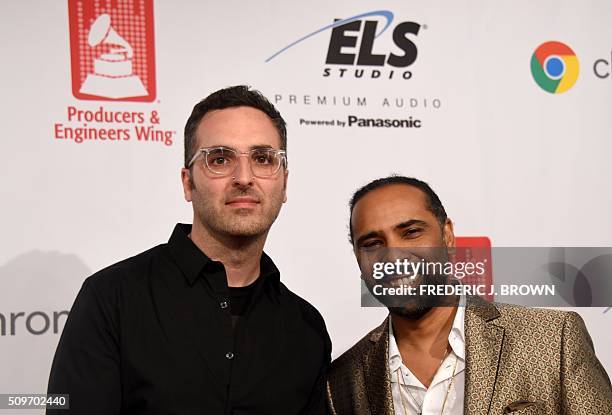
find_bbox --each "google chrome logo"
[531,41,579,93]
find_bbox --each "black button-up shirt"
[47,224,331,414]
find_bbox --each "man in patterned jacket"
[327,175,612,414]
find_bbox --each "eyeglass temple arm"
[186,149,205,168]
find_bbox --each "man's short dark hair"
[348,175,448,244]
[183,85,287,168]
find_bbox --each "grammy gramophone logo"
[68,0,156,102]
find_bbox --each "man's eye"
[361,240,383,250]
[211,157,229,165]
[402,228,421,238]
[252,153,273,164]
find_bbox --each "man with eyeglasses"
[47,85,331,414]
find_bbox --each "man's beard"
[367,271,451,320]
[387,272,451,319]
[363,247,455,320]
[191,185,284,238]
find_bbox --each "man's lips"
[381,274,422,287]
[226,196,260,207]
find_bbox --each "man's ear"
[181,168,193,202]
[353,243,365,277]
[282,169,288,203]
[443,218,455,248]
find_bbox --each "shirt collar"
[166,223,281,288]
[449,294,466,360]
[388,295,466,373]
[388,318,403,374]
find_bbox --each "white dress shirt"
[388,296,466,415]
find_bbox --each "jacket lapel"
[362,317,395,415]
[464,296,505,414]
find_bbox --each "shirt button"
[220,301,228,309]
[225,352,234,360]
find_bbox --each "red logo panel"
[453,236,493,301]
[68,0,156,102]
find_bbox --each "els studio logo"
[68,0,156,102]
[531,41,579,94]
[266,10,422,80]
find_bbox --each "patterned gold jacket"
[327,297,612,414]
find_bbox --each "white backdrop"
[1,0,611,407]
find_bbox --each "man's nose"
[381,236,423,260]
[232,155,253,186]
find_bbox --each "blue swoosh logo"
[265,10,394,63]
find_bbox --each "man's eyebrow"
[250,144,275,150]
[355,220,429,245]
[394,219,428,230]
[204,144,276,150]
[355,231,380,246]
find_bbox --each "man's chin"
[375,294,431,319]
[222,217,271,238]
[389,304,433,320]
[365,278,452,319]
[228,206,260,216]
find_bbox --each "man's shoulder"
[493,301,573,329]
[470,299,585,345]
[280,283,329,335]
[330,319,387,374]
[85,243,167,293]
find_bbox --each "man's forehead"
[352,184,432,231]
[196,106,281,148]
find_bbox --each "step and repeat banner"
[1,0,611,406]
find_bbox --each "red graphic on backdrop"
[68,0,156,102]
[453,236,493,301]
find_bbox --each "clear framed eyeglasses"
[187,146,287,178]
